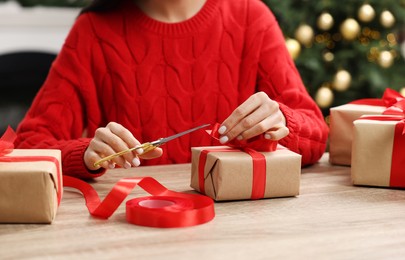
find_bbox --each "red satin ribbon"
[198,124,276,200]
[358,115,405,187]
[350,88,405,115]
[0,127,63,205]
[63,175,215,228]
[0,126,16,156]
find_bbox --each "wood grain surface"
[1,153,405,259]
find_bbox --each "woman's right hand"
[84,122,163,171]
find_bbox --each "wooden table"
[2,153,405,259]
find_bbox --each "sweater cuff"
[277,102,299,151]
[64,138,106,179]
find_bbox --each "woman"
[15,0,328,179]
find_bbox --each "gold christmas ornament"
[380,10,395,28]
[378,50,394,68]
[323,52,334,62]
[315,86,334,108]
[400,87,405,97]
[285,38,301,60]
[358,4,375,23]
[332,70,352,92]
[317,12,334,31]
[295,24,314,46]
[340,18,361,41]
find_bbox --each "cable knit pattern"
[15,0,328,178]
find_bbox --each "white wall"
[0,1,80,55]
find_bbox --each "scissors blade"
[157,124,210,145]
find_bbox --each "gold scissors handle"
[93,140,162,167]
[93,124,210,168]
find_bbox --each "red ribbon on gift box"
[0,127,62,205]
[358,115,405,187]
[350,88,405,115]
[198,124,278,200]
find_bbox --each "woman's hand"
[218,92,289,143]
[84,122,163,171]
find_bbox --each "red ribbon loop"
[207,123,278,152]
[0,126,17,156]
[350,88,405,115]
[382,88,404,107]
[63,175,215,228]
[199,124,277,199]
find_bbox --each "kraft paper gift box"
[0,149,62,224]
[329,88,405,166]
[329,103,385,166]
[190,146,301,201]
[351,115,405,188]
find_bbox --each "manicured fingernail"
[132,157,141,167]
[237,135,243,141]
[108,163,115,169]
[218,126,227,135]
[219,135,228,144]
[124,161,131,169]
[136,148,144,155]
[264,133,272,140]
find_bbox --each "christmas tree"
[263,0,405,115]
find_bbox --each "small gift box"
[190,146,301,201]
[351,115,405,188]
[329,103,385,166]
[0,128,62,224]
[329,88,404,166]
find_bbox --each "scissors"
[94,123,210,167]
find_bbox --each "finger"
[85,149,110,170]
[219,93,264,136]
[238,111,284,140]
[139,147,163,160]
[107,123,144,166]
[89,138,127,167]
[107,122,142,151]
[221,101,280,143]
[101,123,139,166]
[264,125,290,140]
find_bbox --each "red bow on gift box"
[351,88,405,115]
[198,123,278,200]
[0,127,63,206]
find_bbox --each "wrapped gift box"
[190,146,301,201]
[351,115,405,188]
[0,149,62,223]
[329,103,385,166]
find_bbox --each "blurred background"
[264,0,405,116]
[1,0,405,134]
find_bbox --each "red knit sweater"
[15,0,328,179]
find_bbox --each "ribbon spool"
[63,175,215,228]
[126,195,206,227]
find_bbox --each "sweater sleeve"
[15,14,105,178]
[251,2,329,166]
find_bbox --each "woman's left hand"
[218,92,289,143]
